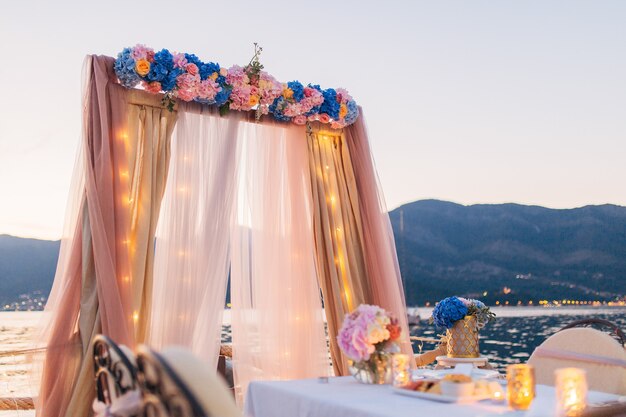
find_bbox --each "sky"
[0,1,625,240]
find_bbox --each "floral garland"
[114,43,359,128]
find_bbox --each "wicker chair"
[93,335,142,415]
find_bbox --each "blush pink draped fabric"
[36,55,176,417]
[148,103,239,370]
[37,55,133,417]
[343,110,413,359]
[231,120,331,405]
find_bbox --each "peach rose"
[135,59,151,77]
[339,103,348,119]
[145,81,162,93]
[185,63,199,76]
[319,113,331,124]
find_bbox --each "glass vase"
[447,316,480,358]
[348,351,393,384]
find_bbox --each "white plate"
[422,368,500,380]
[392,386,491,403]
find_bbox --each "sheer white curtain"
[148,103,239,369]
[230,120,330,405]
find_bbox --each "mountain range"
[1,200,625,307]
[390,200,626,305]
[0,234,59,305]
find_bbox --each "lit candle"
[507,364,535,410]
[392,353,410,386]
[555,368,587,417]
[488,381,505,402]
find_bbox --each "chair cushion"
[160,346,241,417]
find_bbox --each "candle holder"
[392,353,411,386]
[555,368,587,417]
[507,364,535,410]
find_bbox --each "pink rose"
[293,115,307,125]
[185,63,199,76]
[319,113,331,124]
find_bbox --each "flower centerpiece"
[337,304,402,384]
[430,296,495,358]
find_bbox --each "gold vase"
[446,316,480,358]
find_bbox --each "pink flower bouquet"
[337,304,403,384]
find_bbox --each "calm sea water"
[410,306,626,370]
[1,307,625,408]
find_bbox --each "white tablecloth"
[244,376,618,417]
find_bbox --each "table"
[244,376,618,417]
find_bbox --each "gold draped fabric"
[126,95,177,343]
[37,56,177,417]
[307,125,371,376]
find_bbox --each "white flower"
[367,323,390,345]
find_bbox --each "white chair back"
[528,327,626,395]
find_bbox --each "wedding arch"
[36,45,411,417]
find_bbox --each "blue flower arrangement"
[430,296,496,329]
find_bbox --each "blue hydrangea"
[269,97,291,122]
[146,49,174,83]
[214,86,232,106]
[161,68,182,91]
[320,88,340,119]
[114,47,140,88]
[200,62,220,80]
[431,296,468,329]
[344,100,359,125]
[184,53,202,68]
[147,63,168,82]
[154,49,173,69]
[287,81,304,101]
